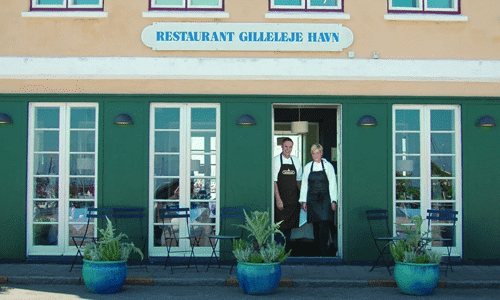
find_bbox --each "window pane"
[274,0,302,6]
[191,108,216,130]
[70,131,95,152]
[392,0,419,8]
[155,0,183,5]
[395,202,421,224]
[155,155,180,176]
[396,156,420,177]
[191,132,216,153]
[69,177,95,199]
[156,108,180,130]
[192,178,216,200]
[396,179,420,200]
[431,133,454,154]
[155,179,180,200]
[35,108,59,129]
[432,179,455,200]
[431,156,455,177]
[34,154,59,175]
[427,0,453,8]
[190,0,219,5]
[395,110,419,131]
[191,154,216,176]
[37,0,64,4]
[70,154,95,176]
[34,177,59,199]
[34,131,59,152]
[396,133,420,154]
[34,224,58,245]
[310,0,337,7]
[69,201,95,222]
[431,110,454,131]
[71,108,96,129]
[155,131,180,153]
[74,0,100,4]
[34,201,58,222]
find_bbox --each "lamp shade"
[357,115,377,126]
[291,121,308,134]
[113,113,133,125]
[0,113,13,124]
[236,114,256,126]
[475,115,496,127]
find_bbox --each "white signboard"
[141,22,353,52]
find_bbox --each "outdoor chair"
[69,207,113,272]
[366,209,406,275]
[426,209,458,276]
[159,207,201,274]
[112,207,147,271]
[206,207,246,274]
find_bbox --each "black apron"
[307,160,334,222]
[275,155,300,230]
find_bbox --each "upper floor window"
[150,0,224,10]
[270,0,343,12]
[388,0,460,14]
[31,0,103,10]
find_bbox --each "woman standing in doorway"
[299,144,338,257]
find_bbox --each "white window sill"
[22,11,108,18]
[142,11,229,19]
[265,11,350,20]
[384,13,468,22]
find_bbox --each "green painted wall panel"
[462,104,500,262]
[341,103,390,263]
[0,102,28,260]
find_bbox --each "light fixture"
[291,107,308,134]
[357,115,377,127]
[475,115,496,128]
[0,113,13,124]
[236,114,256,126]
[113,113,133,125]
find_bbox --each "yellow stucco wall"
[1,1,499,95]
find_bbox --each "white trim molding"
[0,56,499,82]
[22,11,108,18]
[265,12,350,20]
[142,11,229,18]
[384,13,468,22]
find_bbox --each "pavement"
[1,261,500,289]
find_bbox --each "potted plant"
[390,215,442,296]
[82,217,144,294]
[232,210,291,295]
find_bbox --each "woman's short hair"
[311,143,323,152]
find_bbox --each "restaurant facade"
[1,0,500,264]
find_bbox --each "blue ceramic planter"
[82,260,127,294]
[236,262,281,295]
[394,262,440,296]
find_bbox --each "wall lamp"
[357,115,377,127]
[113,113,134,125]
[0,113,13,124]
[236,114,256,126]
[475,115,496,128]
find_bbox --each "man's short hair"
[282,137,293,145]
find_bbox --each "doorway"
[272,104,342,258]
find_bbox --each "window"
[31,0,103,10]
[150,0,224,10]
[270,0,343,11]
[388,0,460,14]
[27,103,98,256]
[149,103,220,257]
[393,105,462,256]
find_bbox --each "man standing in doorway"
[273,137,302,250]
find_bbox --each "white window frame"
[27,102,99,256]
[270,0,343,11]
[32,0,104,10]
[392,104,462,257]
[148,103,220,258]
[388,0,459,13]
[151,0,223,10]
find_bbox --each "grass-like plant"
[390,215,442,264]
[232,210,291,263]
[83,216,144,262]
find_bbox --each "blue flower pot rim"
[83,259,127,264]
[395,262,440,267]
[237,262,281,266]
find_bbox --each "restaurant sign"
[141,23,353,52]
